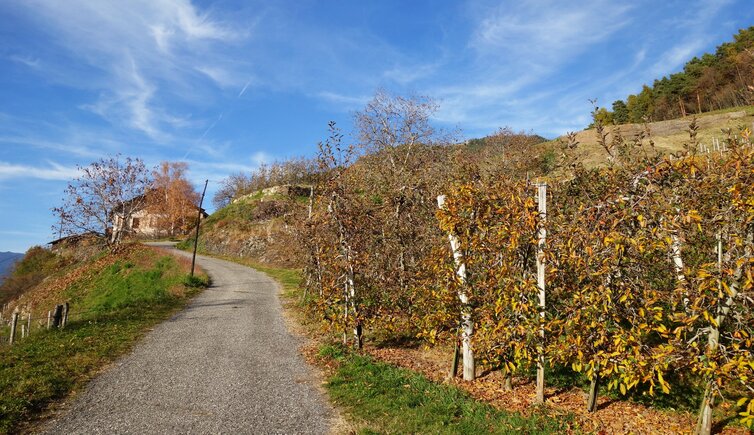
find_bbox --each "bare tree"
[213,172,253,209]
[52,155,151,248]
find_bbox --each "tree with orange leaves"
[146,162,200,237]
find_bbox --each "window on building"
[132,217,140,229]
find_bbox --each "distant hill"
[0,252,23,283]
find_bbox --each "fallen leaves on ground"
[364,345,749,435]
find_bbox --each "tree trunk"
[460,309,474,381]
[587,366,600,413]
[695,381,714,435]
[502,366,513,391]
[695,231,746,434]
[438,195,475,381]
[670,233,688,311]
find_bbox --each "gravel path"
[40,243,333,434]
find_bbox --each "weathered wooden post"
[21,324,26,339]
[47,310,52,329]
[535,182,547,404]
[437,194,475,381]
[26,314,31,338]
[448,339,460,380]
[52,304,63,328]
[62,302,69,328]
[9,311,19,345]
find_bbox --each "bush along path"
[39,242,333,434]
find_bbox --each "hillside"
[0,252,23,284]
[0,242,207,433]
[544,105,754,168]
[182,186,307,268]
[599,26,754,123]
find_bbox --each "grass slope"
[0,245,208,434]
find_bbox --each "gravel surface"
[40,243,333,434]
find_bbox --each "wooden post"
[21,324,26,339]
[448,339,460,379]
[62,302,69,328]
[191,179,209,278]
[52,304,63,328]
[438,195,475,381]
[26,314,31,337]
[535,183,547,404]
[587,363,600,412]
[9,311,19,345]
[47,311,52,329]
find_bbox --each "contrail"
[183,112,224,159]
[238,79,252,97]
[199,112,224,141]
[184,77,251,159]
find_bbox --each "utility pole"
[191,180,209,277]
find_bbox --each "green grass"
[321,344,575,434]
[174,241,302,297]
[70,256,182,313]
[0,248,208,434]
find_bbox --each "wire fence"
[0,304,109,346]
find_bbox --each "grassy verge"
[174,241,301,296]
[0,246,208,434]
[319,344,574,434]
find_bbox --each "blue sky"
[0,0,752,252]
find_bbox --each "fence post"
[47,311,52,330]
[535,182,547,404]
[21,324,26,339]
[26,314,31,337]
[52,304,63,328]
[9,311,19,345]
[62,302,69,328]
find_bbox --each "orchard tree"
[53,155,151,248]
[353,90,450,333]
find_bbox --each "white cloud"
[649,40,706,77]
[471,0,634,68]
[0,161,80,181]
[15,0,246,141]
[8,54,40,68]
[0,136,100,158]
[315,91,371,109]
[383,63,439,85]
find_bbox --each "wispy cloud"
[649,40,707,77]
[8,54,40,68]
[0,161,79,181]
[15,0,246,141]
[470,0,634,69]
[383,63,439,85]
[0,136,101,158]
[315,91,371,109]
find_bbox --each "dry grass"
[542,107,754,168]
